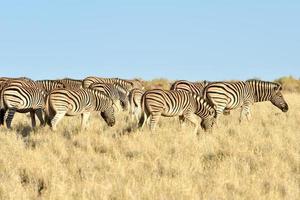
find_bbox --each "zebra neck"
[251,87,272,102]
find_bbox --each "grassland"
[0,92,299,200]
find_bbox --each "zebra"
[57,78,83,89]
[82,76,143,91]
[0,78,46,127]
[128,88,144,122]
[45,88,116,131]
[203,79,289,124]
[0,84,46,128]
[36,80,65,94]
[138,89,216,134]
[88,82,129,111]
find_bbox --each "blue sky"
[0,0,299,81]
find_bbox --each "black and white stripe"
[45,88,116,130]
[138,89,215,133]
[57,78,83,89]
[0,78,46,128]
[36,80,65,93]
[83,76,143,91]
[203,79,289,123]
[170,80,209,96]
[89,82,129,111]
[0,84,45,128]
[128,88,144,122]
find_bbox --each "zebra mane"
[246,79,281,89]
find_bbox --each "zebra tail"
[44,94,51,119]
[0,88,5,110]
[138,93,146,128]
[128,91,134,114]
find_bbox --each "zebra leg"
[30,110,36,128]
[185,114,199,135]
[138,112,146,129]
[179,115,186,128]
[134,109,139,122]
[214,105,226,127]
[6,109,16,129]
[51,111,67,131]
[81,112,90,130]
[0,109,6,126]
[35,109,45,127]
[130,106,136,122]
[239,104,251,123]
[246,110,252,121]
[149,112,161,132]
[134,106,142,123]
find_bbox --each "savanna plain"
[0,79,299,200]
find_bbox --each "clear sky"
[0,0,299,81]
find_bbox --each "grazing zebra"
[203,79,289,124]
[0,84,46,128]
[57,78,83,89]
[138,89,216,134]
[89,82,129,111]
[45,88,116,131]
[83,76,143,91]
[170,80,209,96]
[36,80,65,93]
[128,88,144,122]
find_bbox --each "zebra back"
[58,78,83,89]
[36,80,65,93]
[171,80,209,96]
[83,76,141,91]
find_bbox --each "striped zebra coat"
[57,78,83,89]
[0,84,46,128]
[128,88,144,122]
[139,89,216,133]
[45,88,116,131]
[203,79,289,123]
[83,76,143,91]
[36,80,65,94]
[89,82,129,111]
[170,80,209,96]
[0,78,46,128]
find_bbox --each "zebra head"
[200,108,216,131]
[120,99,129,111]
[270,84,288,112]
[194,95,216,131]
[100,106,116,127]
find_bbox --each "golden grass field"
[0,92,299,200]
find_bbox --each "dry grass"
[0,92,299,200]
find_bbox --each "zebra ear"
[112,102,120,112]
[274,84,282,92]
